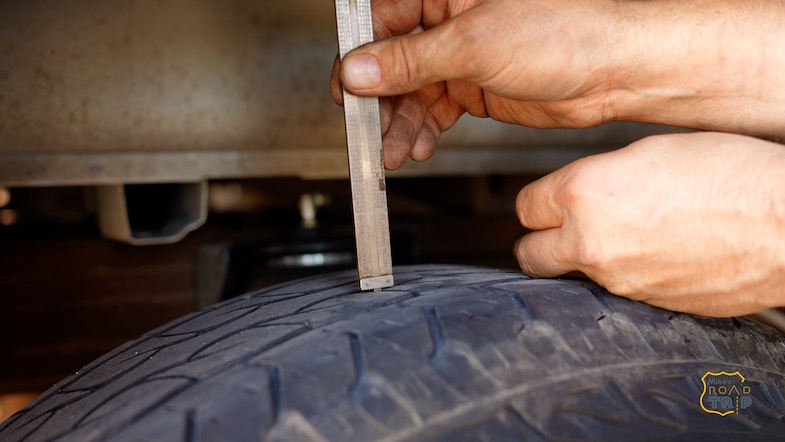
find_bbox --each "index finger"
[371,0,424,38]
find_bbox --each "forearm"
[607,0,785,139]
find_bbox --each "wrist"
[604,1,785,138]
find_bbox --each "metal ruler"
[335,0,394,290]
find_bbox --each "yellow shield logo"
[700,371,752,416]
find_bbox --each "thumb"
[340,21,466,96]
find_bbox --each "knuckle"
[601,277,636,298]
[386,37,421,90]
[573,235,607,271]
[559,171,590,207]
[578,247,643,299]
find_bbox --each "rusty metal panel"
[0,0,343,153]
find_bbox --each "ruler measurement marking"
[336,0,394,290]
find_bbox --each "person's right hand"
[331,0,623,169]
[330,0,785,170]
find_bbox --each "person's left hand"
[515,132,785,317]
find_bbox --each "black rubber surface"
[2,265,784,441]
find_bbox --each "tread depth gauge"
[335,0,394,290]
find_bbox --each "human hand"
[515,132,785,317]
[331,0,622,169]
[332,0,785,170]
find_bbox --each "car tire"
[2,265,784,441]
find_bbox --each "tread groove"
[348,332,366,388]
[508,292,533,328]
[424,307,446,359]
[184,408,197,442]
[503,405,546,441]
[268,366,283,424]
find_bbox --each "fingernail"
[343,54,381,90]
